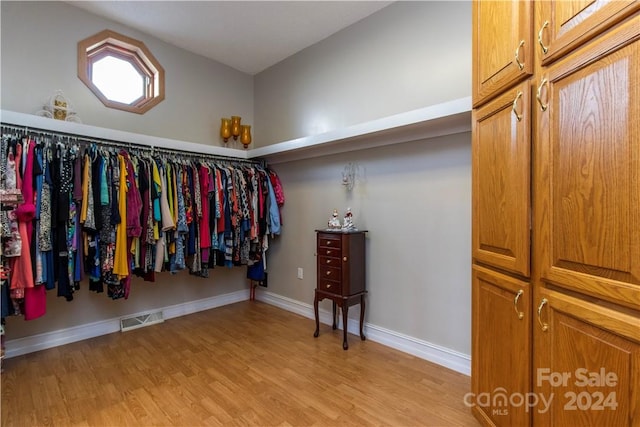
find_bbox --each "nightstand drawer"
[318,235,342,249]
[319,247,340,257]
[319,265,341,280]
[318,256,341,267]
[319,280,342,294]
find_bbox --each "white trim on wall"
[256,290,471,376]
[6,287,470,376]
[5,289,250,359]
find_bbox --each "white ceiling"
[68,1,394,75]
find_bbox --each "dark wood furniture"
[313,229,367,349]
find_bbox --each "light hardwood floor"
[1,301,479,426]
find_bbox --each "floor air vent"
[120,311,164,332]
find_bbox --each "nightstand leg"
[342,304,349,350]
[332,301,337,329]
[360,294,366,341]
[313,293,320,338]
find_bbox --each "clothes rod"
[0,109,250,160]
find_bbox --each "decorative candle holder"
[220,118,231,143]
[240,125,252,149]
[231,116,242,141]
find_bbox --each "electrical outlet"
[297,268,304,280]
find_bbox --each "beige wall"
[254,1,472,146]
[266,132,471,354]
[1,1,253,146]
[1,1,252,340]
[255,1,472,355]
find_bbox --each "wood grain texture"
[533,288,640,426]
[1,301,478,426]
[472,0,533,107]
[472,81,531,277]
[472,265,532,427]
[538,0,640,65]
[536,13,640,310]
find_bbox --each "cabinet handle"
[343,256,347,262]
[512,91,523,122]
[514,40,525,70]
[538,20,549,54]
[537,298,549,332]
[536,78,549,112]
[514,289,524,320]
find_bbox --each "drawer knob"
[343,256,347,262]
[327,241,332,245]
[326,259,331,264]
[326,284,331,289]
[327,250,332,255]
[326,271,331,276]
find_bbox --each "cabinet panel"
[536,14,640,310]
[473,0,533,107]
[537,0,640,65]
[472,265,531,427]
[533,288,640,426]
[472,81,531,277]
[314,230,367,350]
[318,280,341,295]
[318,235,341,249]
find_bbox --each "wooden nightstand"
[313,230,367,349]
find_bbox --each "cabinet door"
[473,0,533,107]
[472,265,531,427]
[533,288,640,426]
[537,0,640,65]
[472,81,531,277]
[535,14,640,310]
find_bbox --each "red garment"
[10,142,35,291]
[216,169,225,233]
[24,285,46,320]
[120,151,142,238]
[16,141,46,320]
[198,165,211,249]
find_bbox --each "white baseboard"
[6,288,471,377]
[5,289,249,359]
[256,290,471,376]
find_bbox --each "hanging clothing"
[113,153,129,279]
[1,125,285,323]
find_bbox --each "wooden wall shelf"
[2,96,471,164]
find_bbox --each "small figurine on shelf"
[342,207,356,231]
[328,209,341,230]
[35,90,82,123]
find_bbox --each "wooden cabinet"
[472,265,532,427]
[472,81,531,277]
[472,0,533,107]
[533,288,640,426]
[472,1,640,426]
[535,13,640,311]
[536,0,640,65]
[531,11,640,425]
[313,230,367,350]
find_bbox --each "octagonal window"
[78,30,164,114]
[92,55,144,104]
